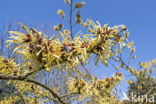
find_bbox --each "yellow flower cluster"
[68,72,123,103]
[68,77,88,98]
[0,95,19,104]
[131,67,139,76]
[0,56,19,75]
[127,80,133,84]
[8,81,51,103]
[7,20,129,72]
[139,62,152,69]
[152,58,156,65]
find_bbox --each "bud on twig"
[74,1,85,8]
[64,0,71,4]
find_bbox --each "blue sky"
[0,0,156,96]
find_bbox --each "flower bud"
[131,46,135,53]
[53,26,59,31]
[64,0,71,4]
[57,9,65,19]
[74,2,85,8]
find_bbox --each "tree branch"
[0,74,66,104]
[69,0,74,39]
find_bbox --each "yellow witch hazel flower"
[140,62,152,69]
[68,77,88,98]
[57,9,65,19]
[0,56,18,75]
[63,29,70,35]
[138,85,142,89]
[152,58,156,65]
[64,0,70,4]
[127,41,134,48]
[53,25,59,31]
[127,80,133,84]
[131,46,135,52]
[131,67,139,76]
[74,1,85,8]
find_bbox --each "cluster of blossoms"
[127,59,156,81]
[8,81,52,103]
[69,72,123,104]
[0,95,19,104]
[7,20,130,72]
[139,61,152,69]
[0,56,21,75]
[127,59,156,89]
[126,59,156,104]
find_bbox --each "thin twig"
[69,0,74,39]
